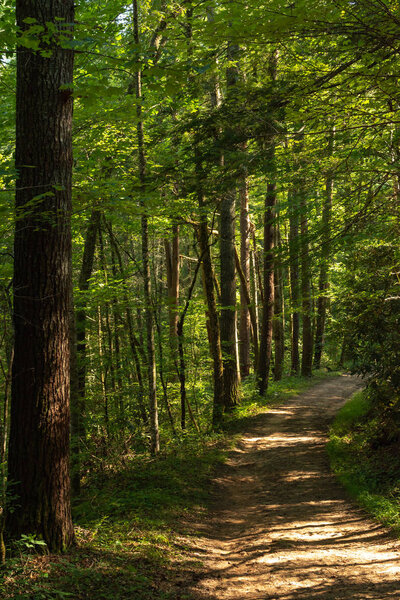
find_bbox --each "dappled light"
[187,377,400,599]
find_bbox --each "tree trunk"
[164,224,180,355]
[133,0,159,454]
[300,190,313,377]
[273,225,285,381]
[256,50,279,395]
[220,41,240,410]
[234,247,259,367]
[288,189,300,375]
[257,177,276,396]
[7,0,75,551]
[106,224,148,427]
[71,209,100,497]
[239,168,251,377]
[195,147,224,427]
[314,129,334,369]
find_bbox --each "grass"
[328,389,400,533]
[2,368,341,599]
[2,434,226,600]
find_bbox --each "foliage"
[328,388,400,533]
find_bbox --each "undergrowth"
[328,388,400,533]
[2,369,340,599]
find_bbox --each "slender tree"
[288,188,301,375]
[71,208,100,496]
[220,39,240,409]
[314,128,334,369]
[239,160,251,377]
[133,0,159,454]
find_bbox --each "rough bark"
[7,0,75,551]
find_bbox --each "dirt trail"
[188,375,400,599]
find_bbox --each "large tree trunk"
[7,0,75,552]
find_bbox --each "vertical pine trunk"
[164,225,180,382]
[257,177,276,396]
[165,225,180,346]
[273,226,285,381]
[314,129,334,369]
[239,168,251,377]
[133,0,159,454]
[300,191,313,378]
[220,186,240,409]
[195,145,224,427]
[106,224,148,426]
[71,209,100,497]
[220,41,240,410]
[7,0,75,552]
[288,189,300,375]
[257,51,278,395]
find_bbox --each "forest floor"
[183,375,400,599]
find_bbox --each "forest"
[1,0,400,598]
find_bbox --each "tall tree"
[71,208,100,497]
[133,0,159,454]
[239,160,251,377]
[314,128,334,369]
[7,0,75,551]
[257,51,278,396]
[288,188,300,375]
[220,39,240,409]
